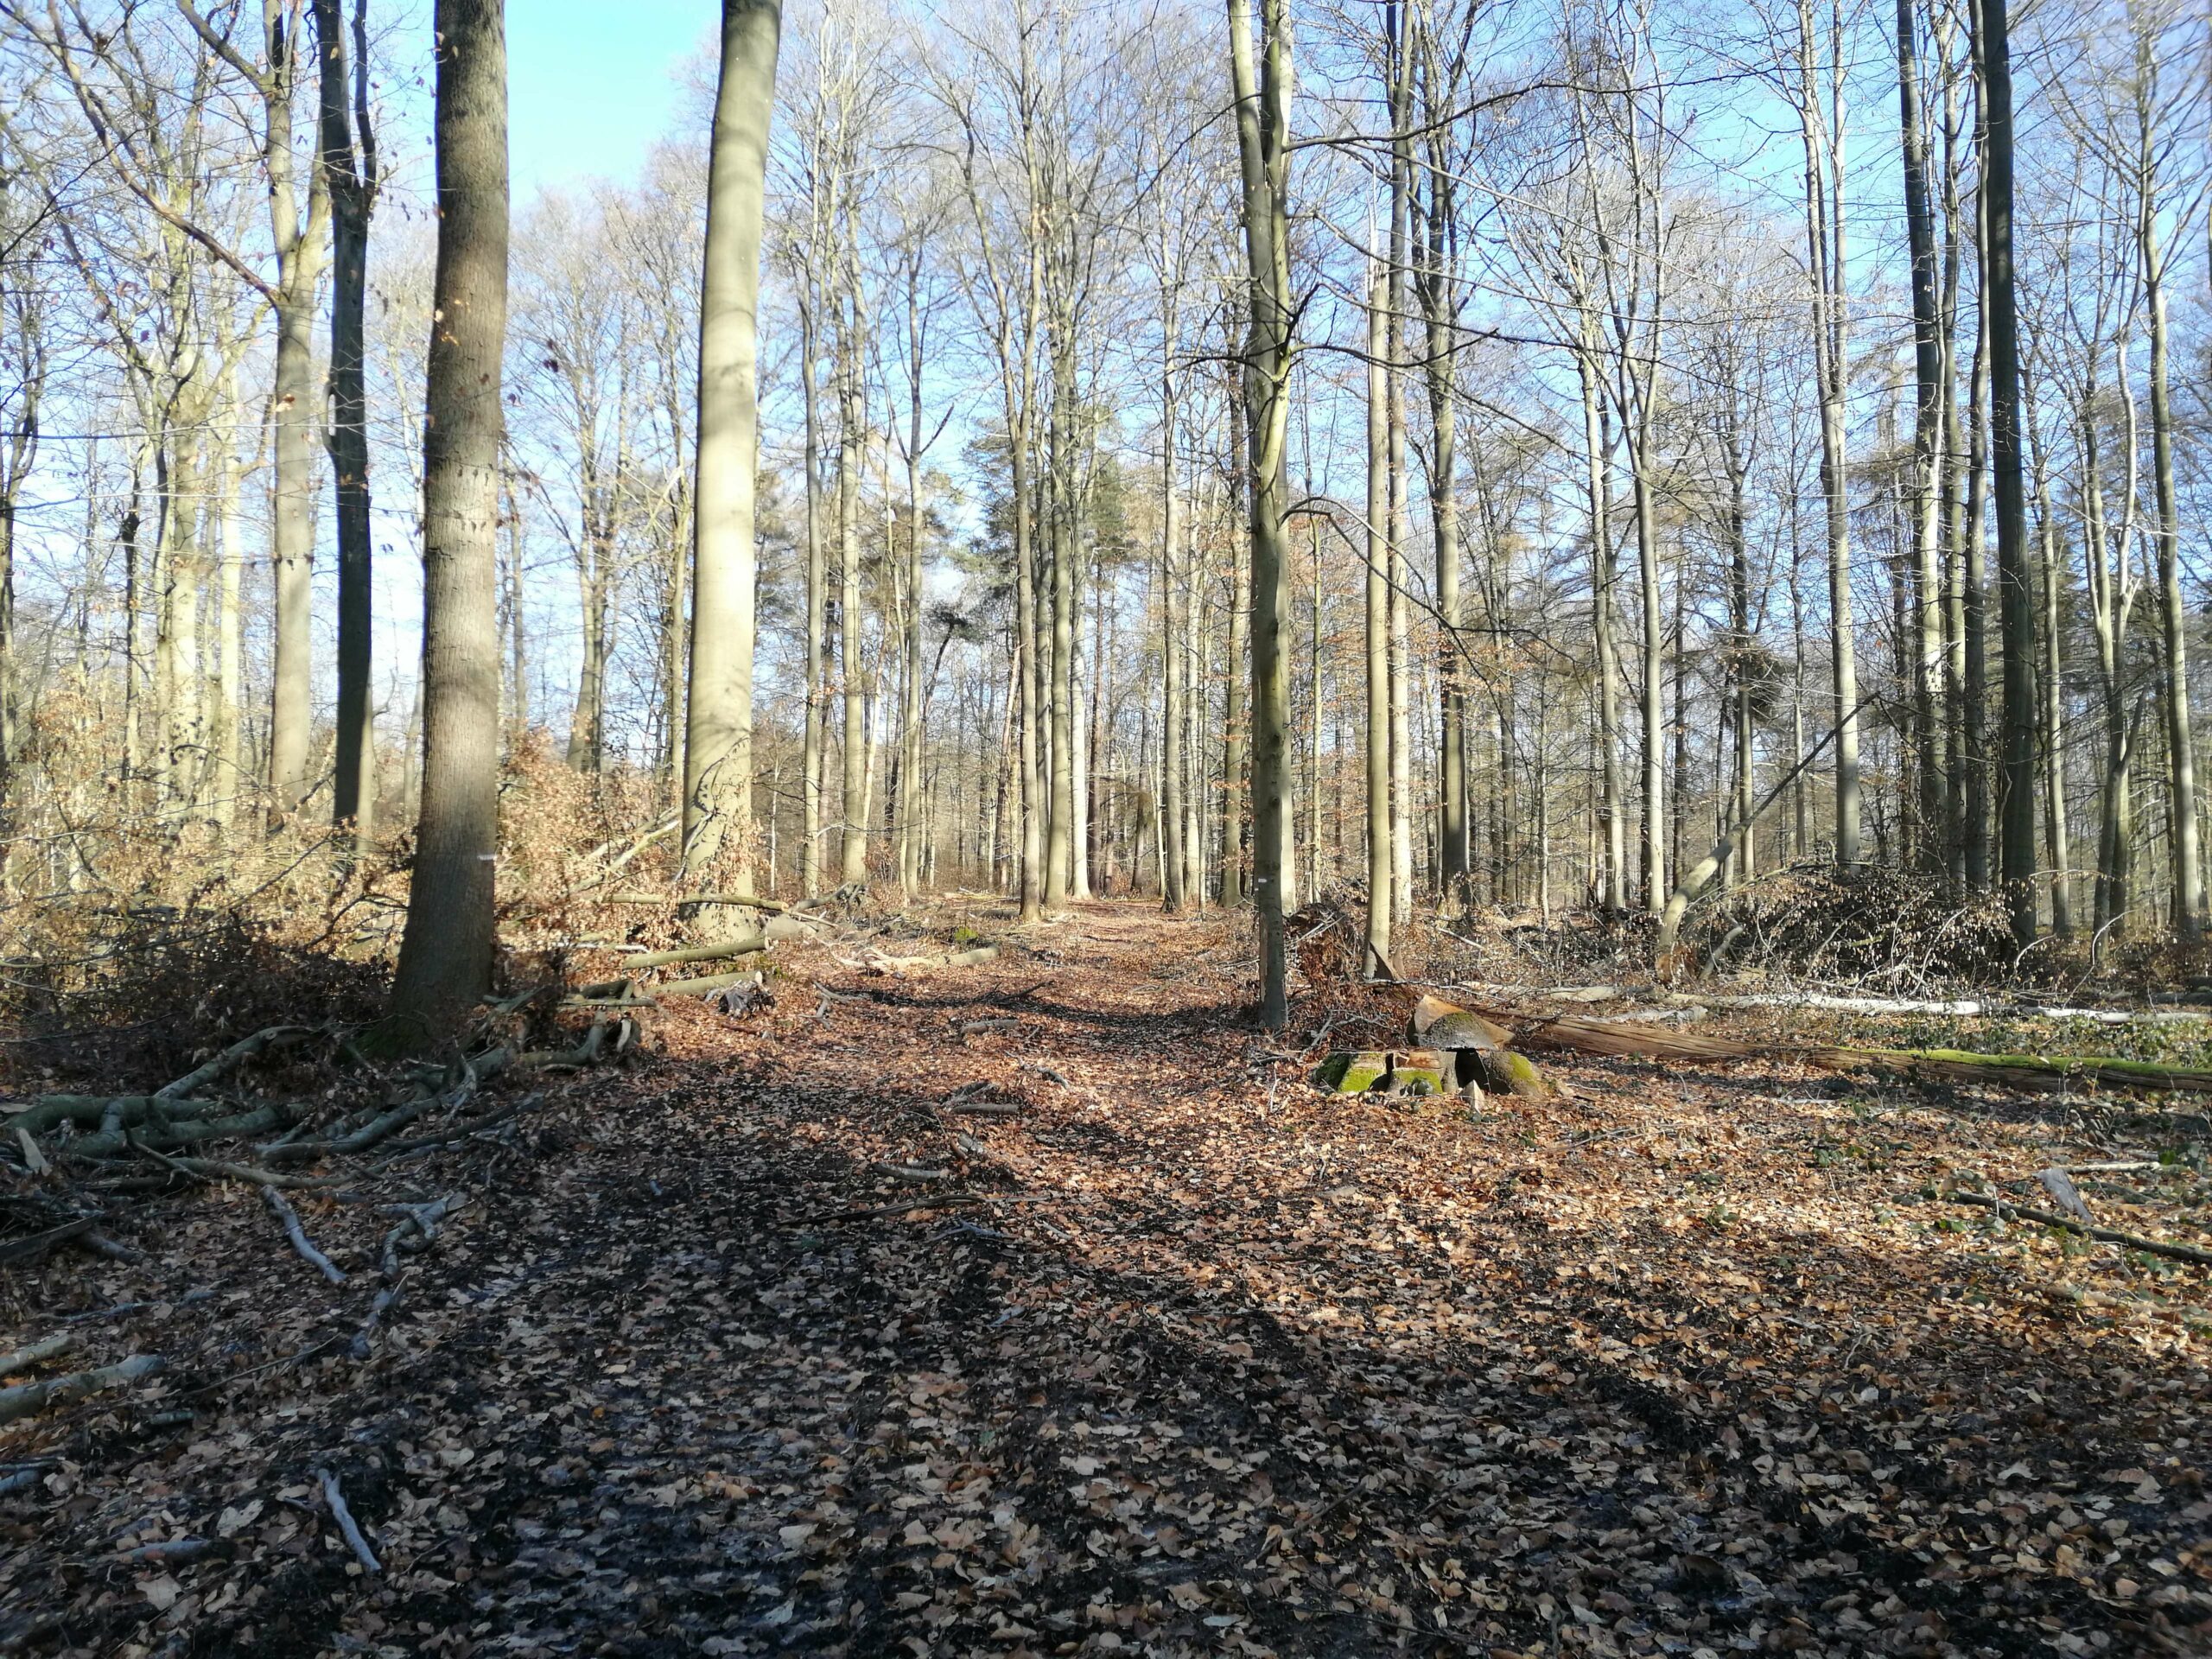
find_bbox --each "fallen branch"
[3,1094,229,1138]
[866,944,1000,972]
[0,1218,94,1265]
[125,1155,340,1191]
[791,1195,984,1226]
[317,1468,381,1573]
[0,1332,76,1376]
[63,1103,291,1161]
[265,1049,506,1164]
[263,1188,346,1284]
[628,931,766,971]
[947,1103,1027,1117]
[0,1354,162,1425]
[658,969,761,998]
[155,1025,315,1103]
[374,1096,538,1160]
[1946,1190,2212,1267]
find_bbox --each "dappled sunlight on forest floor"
[3,904,2208,1657]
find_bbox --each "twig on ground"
[262,1188,346,1284]
[317,1468,381,1573]
[1948,1189,2212,1267]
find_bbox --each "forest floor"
[2,901,2209,1659]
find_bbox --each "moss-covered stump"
[1468,1047,1560,1101]
[1312,1049,1452,1097]
[1313,1051,1392,1093]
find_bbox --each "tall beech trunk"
[1160,366,1187,912]
[1364,260,1393,969]
[1897,0,1946,870]
[315,0,380,844]
[2026,372,2071,936]
[1220,370,1250,908]
[799,297,827,893]
[682,0,780,889]
[390,0,507,1035]
[1228,0,1293,1026]
[209,372,246,830]
[2136,66,2200,938]
[179,0,337,820]
[1980,0,2035,939]
[1577,340,1625,910]
[837,365,868,886]
[1797,0,1857,867]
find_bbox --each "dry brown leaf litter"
[1,903,2208,1659]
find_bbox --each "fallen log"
[3,1094,228,1138]
[62,1103,292,1161]
[629,931,767,971]
[0,1353,162,1425]
[867,944,999,972]
[609,891,801,912]
[658,968,761,998]
[0,1332,76,1376]
[156,1025,315,1103]
[1946,1190,2212,1267]
[1450,997,2212,1096]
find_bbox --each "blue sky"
[505,1,715,198]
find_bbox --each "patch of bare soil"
[2,903,2207,1657]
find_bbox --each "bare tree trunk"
[1363,262,1395,968]
[1160,384,1186,912]
[2136,70,2199,938]
[1228,0,1292,1025]
[500,471,527,747]
[315,0,380,846]
[837,351,868,886]
[1220,371,1249,908]
[1576,343,1625,910]
[2027,373,2071,937]
[1798,0,1858,868]
[213,367,244,830]
[682,0,779,891]
[1897,0,1946,871]
[799,299,827,894]
[390,0,507,1035]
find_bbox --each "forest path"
[3,902,2208,1657]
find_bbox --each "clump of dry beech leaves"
[2,904,2208,1657]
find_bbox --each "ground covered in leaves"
[3,903,2209,1658]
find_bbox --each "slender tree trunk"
[2028,378,2071,937]
[682,0,779,891]
[799,301,827,894]
[2138,88,2199,938]
[502,473,527,747]
[1799,0,1858,868]
[1160,393,1186,912]
[1897,0,1946,870]
[390,0,507,1035]
[213,369,244,830]
[1364,261,1392,969]
[1221,372,1250,907]
[1577,344,1625,910]
[316,0,379,845]
[838,360,867,886]
[1228,0,1292,1025]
